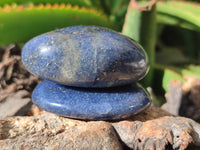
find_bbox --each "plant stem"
[122,1,157,86]
[140,4,157,86]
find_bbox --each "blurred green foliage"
[0,0,199,105]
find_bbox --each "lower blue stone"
[32,80,151,120]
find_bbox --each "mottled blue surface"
[22,26,149,87]
[32,80,151,120]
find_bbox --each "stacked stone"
[21,26,151,120]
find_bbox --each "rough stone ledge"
[0,105,200,150]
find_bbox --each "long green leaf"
[0,4,116,45]
[0,0,91,7]
[157,13,200,31]
[157,1,200,30]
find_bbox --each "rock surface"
[0,113,122,150]
[162,77,200,123]
[32,80,151,120]
[113,116,200,150]
[22,26,149,87]
[1,106,200,150]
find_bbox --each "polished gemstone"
[22,26,149,87]
[32,80,151,120]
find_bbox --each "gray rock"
[0,113,122,150]
[0,90,32,119]
[1,107,200,150]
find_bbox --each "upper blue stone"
[22,26,149,87]
[32,80,151,120]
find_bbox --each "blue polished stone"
[22,26,149,87]
[32,80,151,120]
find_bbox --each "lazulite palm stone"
[22,26,149,87]
[32,80,151,120]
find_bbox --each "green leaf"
[157,13,200,31]
[154,64,200,92]
[186,65,200,74]
[157,1,200,31]
[177,67,200,79]
[0,0,91,7]
[154,64,183,92]
[0,4,117,45]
